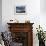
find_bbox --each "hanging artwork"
[14,5,26,15]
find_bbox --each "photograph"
[16,6,26,13]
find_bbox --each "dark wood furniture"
[7,23,34,46]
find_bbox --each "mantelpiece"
[7,23,34,46]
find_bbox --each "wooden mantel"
[7,22,34,46]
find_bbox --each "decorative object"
[14,5,26,15]
[0,32,5,46]
[9,19,19,23]
[36,25,45,46]
[25,20,30,23]
[10,20,13,21]
[16,6,25,13]
[1,31,12,46]
[44,31,46,40]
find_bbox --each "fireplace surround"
[7,23,34,46]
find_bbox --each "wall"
[40,0,46,13]
[2,0,40,30]
[40,0,46,31]
[0,0,2,32]
[2,0,46,46]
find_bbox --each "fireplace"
[7,23,34,46]
[11,32,28,46]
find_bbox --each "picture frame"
[14,5,26,15]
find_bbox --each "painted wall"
[40,0,46,31]
[0,0,2,32]
[40,0,46,13]
[2,0,46,46]
[2,0,40,31]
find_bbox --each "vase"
[39,40,45,46]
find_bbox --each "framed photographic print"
[14,5,26,15]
